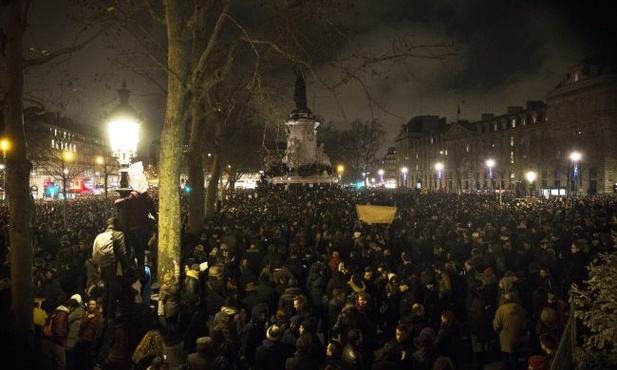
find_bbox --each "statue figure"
[293,66,310,113]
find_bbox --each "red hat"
[528,355,549,370]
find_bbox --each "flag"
[356,204,397,224]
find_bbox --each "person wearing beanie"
[255,325,294,370]
[66,296,86,369]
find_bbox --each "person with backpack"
[41,298,79,370]
[92,216,129,324]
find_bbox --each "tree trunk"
[158,1,190,279]
[3,0,35,360]
[187,110,205,236]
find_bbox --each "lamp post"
[486,159,495,191]
[336,164,344,184]
[525,170,537,198]
[61,150,74,228]
[107,84,142,195]
[569,151,582,197]
[0,138,9,202]
[400,167,408,188]
[435,162,444,191]
[96,156,109,218]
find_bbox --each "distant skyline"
[19,0,616,154]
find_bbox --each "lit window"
[510,136,514,147]
[510,151,514,164]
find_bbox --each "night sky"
[19,0,616,153]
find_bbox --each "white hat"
[70,294,83,305]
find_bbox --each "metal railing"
[550,311,577,370]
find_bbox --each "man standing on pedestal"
[114,162,157,273]
[92,217,129,324]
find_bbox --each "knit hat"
[266,325,281,341]
[528,355,549,370]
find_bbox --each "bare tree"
[338,119,386,180]
[1,0,102,357]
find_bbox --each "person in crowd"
[538,333,557,365]
[412,328,438,370]
[41,298,79,370]
[493,293,527,370]
[113,161,157,270]
[255,324,294,370]
[239,302,270,369]
[131,329,166,370]
[65,294,85,369]
[93,216,129,325]
[37,266,68,314]
[74,298,102,370]
[158,261,181,343]
[372,340,405,370]
[321,339,349,370]
[185,336,217,370]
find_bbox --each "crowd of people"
[0,186,615,370]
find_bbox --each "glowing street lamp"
[486,159,495,190]
[435,162,444,190]
[400,167,408,188]
[107,83,142,195]
[569,151,582,197]
[525,170,537,197]
[0,138,10,202]
[61,150,74,227]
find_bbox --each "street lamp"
[486,159,495,190]
[400,167,408,188]
[525,170,537,197]
[107,83,142,196]
[435,162,444,191]
[0,138,10,202]
[336,164,344,184]
[569,151,582,197]
[61,150,74,228]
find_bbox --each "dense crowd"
[0,187,616,370]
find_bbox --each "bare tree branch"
[24,27,106,68]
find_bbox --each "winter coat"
[493,301,527,352]
[182,271,202,309]
[255,339,293,370]
[47,305,71,346]
[79,306,102,343]
[204,278,227,316]
[159,280,181,319]
[66,306,85,350]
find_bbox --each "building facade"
[395,57,617,195]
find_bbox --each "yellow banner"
[356,204,397,224]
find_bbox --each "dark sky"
[19,0,616,153]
